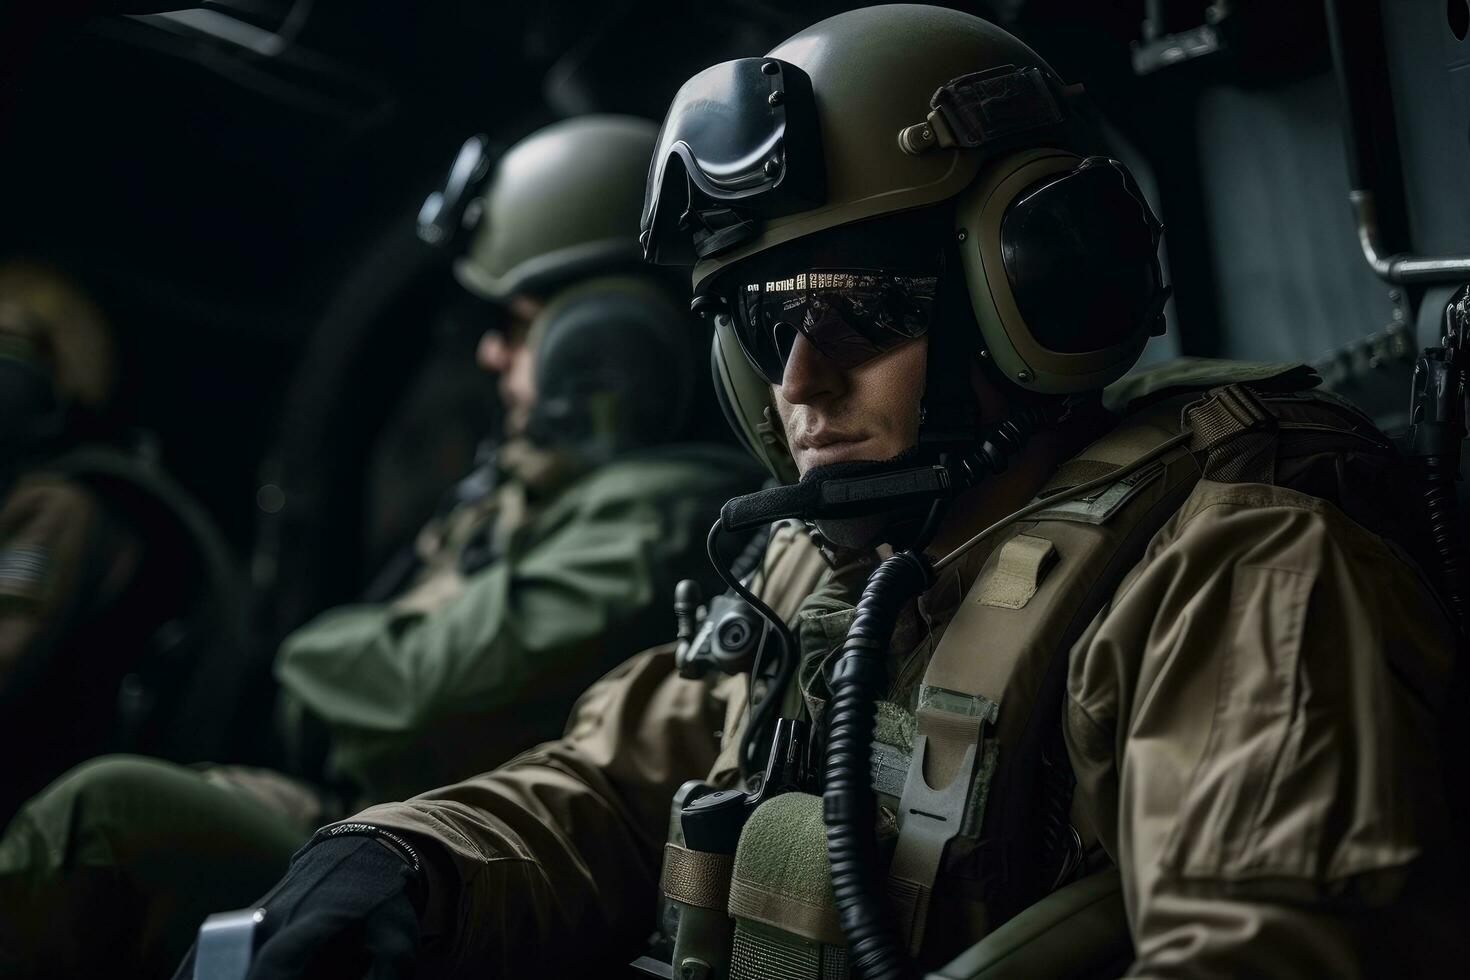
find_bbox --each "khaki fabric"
[1066,480,1466,977]
[277,443,761,802]
[340,465,1460,974]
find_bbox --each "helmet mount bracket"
[898,66,1068,157]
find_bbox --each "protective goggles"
[642,59,1072,266]
[734,268,939,384]
[640,58,825,265]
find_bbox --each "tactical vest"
[659,363,1416,980]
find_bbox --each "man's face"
[772,331,927,477]
[475,293,544,437]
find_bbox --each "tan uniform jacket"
[348,481,1463,977]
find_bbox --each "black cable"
[822,549,932,980]
[728,521,774,584]
[706,520,799,779]
[1421,454,1468,634]
[817,401,1063,977]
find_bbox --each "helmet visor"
[641,58,823,264]
[734,268,938,385]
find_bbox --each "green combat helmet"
[0,262,114,454]
[419,115,695,461]
[640,3,1170,483]
[421,114,658,301]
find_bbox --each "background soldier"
[0,261,172,823]
[0,115,762,979]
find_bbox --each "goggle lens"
[734,269,938,384]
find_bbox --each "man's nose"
[476,330,511,373]
[778,331,847,405]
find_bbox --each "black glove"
[174,829,423,980]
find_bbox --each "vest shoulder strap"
[892,375,1408,947]
[890,396,1204,946]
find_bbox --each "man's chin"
[799,445,930,552]
[796,440,880,471]
[796,445,925,485]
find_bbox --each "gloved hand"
[173,830,422,980]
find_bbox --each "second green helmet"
[424,114,658,301]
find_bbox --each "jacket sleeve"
[0,475,106,695]
[275,488,674,740]
[1065,480,1460,979]
[346,646,735,975]
[316,522,820,975]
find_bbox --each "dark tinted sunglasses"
[733,267,938,385]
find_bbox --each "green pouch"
[727,793,849,979]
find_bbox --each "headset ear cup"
[524,275,694,453]
[955,150,1159,395]
[711,315,799,484]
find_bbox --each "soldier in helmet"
[0,260,121,701]
[0,261,166,821]
[175,7,1462,978]
[0,115,763,978]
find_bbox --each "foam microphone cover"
[720,478,826,531]
[719,452,952,532]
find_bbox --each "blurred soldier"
[0,115,762,978]
[189,7,1466,979]
[0,261,169,821]
[0,260,122,700]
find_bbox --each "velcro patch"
[1031,461,1164,525]
[978,534,1057,609]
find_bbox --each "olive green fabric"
[0,441,761,980]
[926,871,1129,980]
[1103,357,1318,414]
[0,755,308,979]
[728,793,841,945]
[277,443,762,802]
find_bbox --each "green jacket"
[275,442,762,803]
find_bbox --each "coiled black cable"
[818,401,1071,977]
[1421,455,1468,633]
[822,549,933,980]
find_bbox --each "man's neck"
[924,424,1076,563]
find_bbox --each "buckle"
[1185,383,1277,453]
